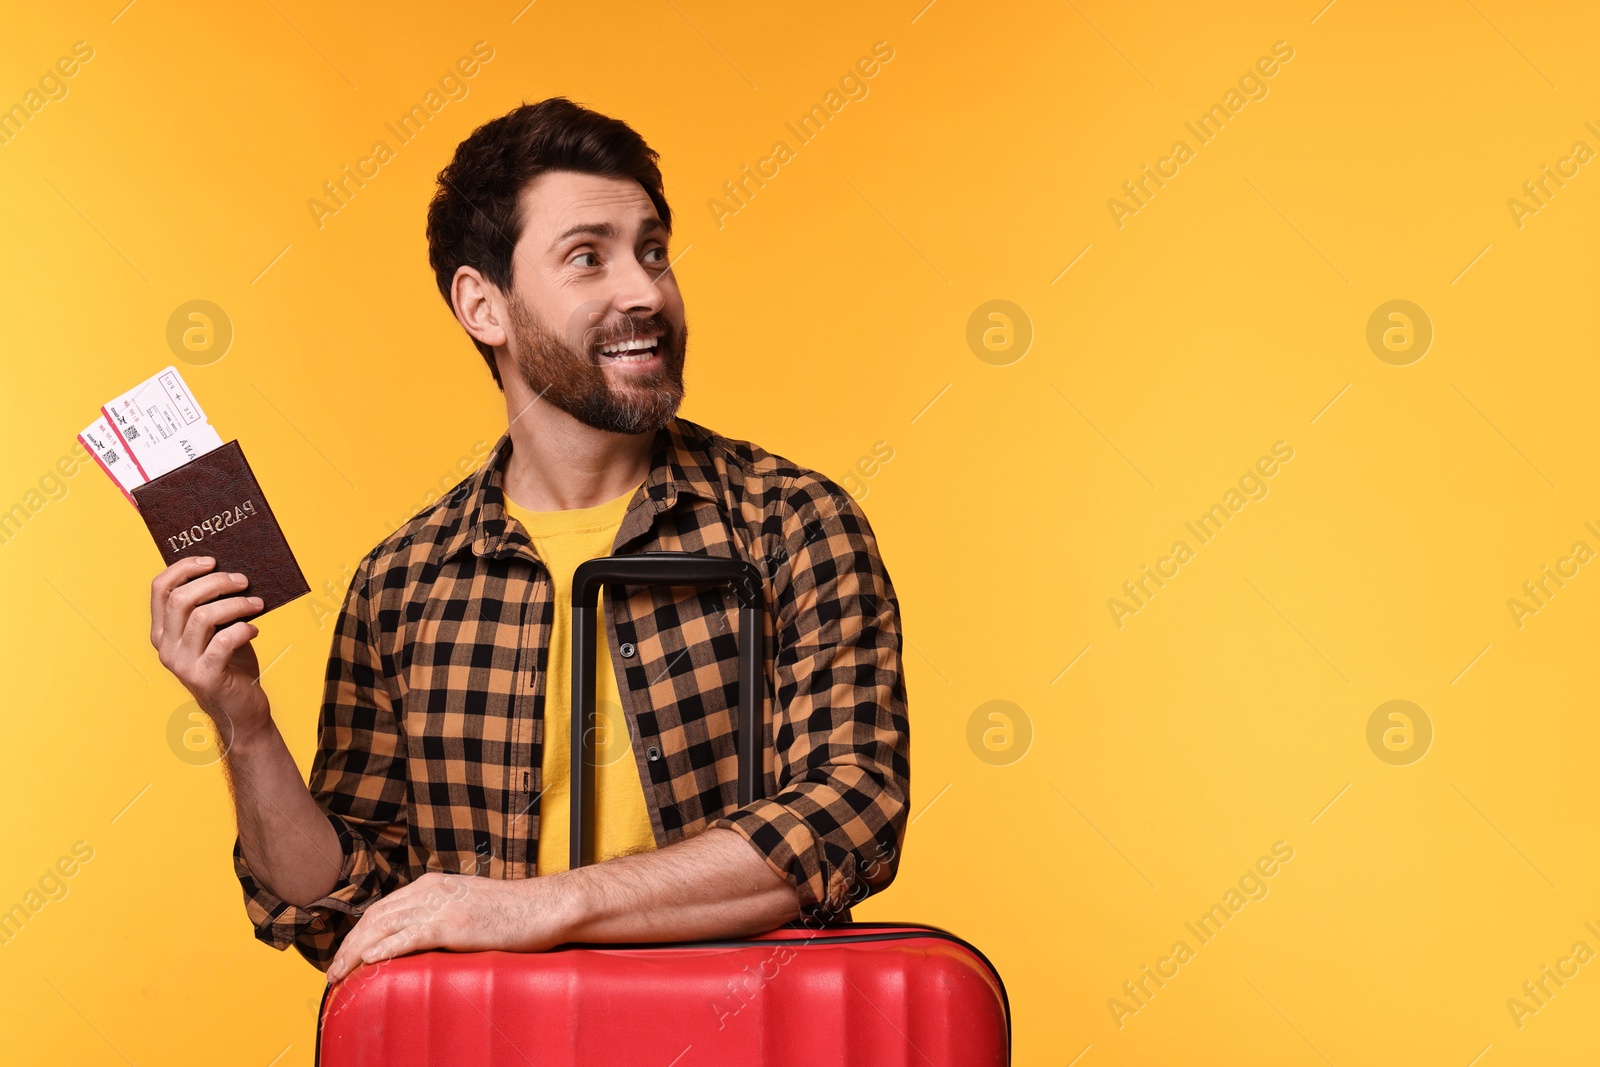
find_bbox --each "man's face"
[503,170,687,435]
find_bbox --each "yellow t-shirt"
[503,483,657,874]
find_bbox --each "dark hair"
[425,97,673,388]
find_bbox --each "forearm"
[326,829,802,982]
[223,715,343,908]
[553,828,801,943]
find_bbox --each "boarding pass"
[80,366,223,505]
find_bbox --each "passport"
[82,366,310,617]
[130,439,310,618]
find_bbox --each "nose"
[613,250,667,322]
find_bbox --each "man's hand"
[324,828,800,985]
[150,555,270,748]
[326,872,576,984]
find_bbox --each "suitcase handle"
[570,552,766,869]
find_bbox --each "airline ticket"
[80,366,223,506]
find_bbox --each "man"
[149,97,910,984]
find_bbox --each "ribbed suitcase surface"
[317,923,1009,1065]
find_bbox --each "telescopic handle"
[569,552,766,870]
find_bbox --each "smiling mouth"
[597,334,661,363]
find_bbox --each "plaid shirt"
[234,416,911,970]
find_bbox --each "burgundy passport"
[130,439,309,616]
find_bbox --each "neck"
[499,382,655,512]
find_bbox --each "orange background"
[3,2,1599,1064]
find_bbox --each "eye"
[571,251,600,268]
[643,246,667,264]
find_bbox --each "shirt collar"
[436,416,723,563]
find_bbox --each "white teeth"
[600,336,659,355]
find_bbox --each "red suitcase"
[316,553,1010,1065]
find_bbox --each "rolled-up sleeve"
[233,551,410,971]
[708,475,910,920]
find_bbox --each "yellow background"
[2,1,1596,1064]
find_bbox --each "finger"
[180,595,263,664]
[347,878,423,929]
[328,927,364,983]
[329,927,376,984]
[162,571,246,652]
[202,620,260,671]
[361,925,437,967]
[162,572,249,658]
[150,556,216,645]
[331,906,419,982]
[334,903,409,974]
[325,876,442,981]
[328,954,352,985]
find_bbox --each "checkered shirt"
[233,416,911,969]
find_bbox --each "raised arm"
[228,556,412,972]
[151,556,343,907]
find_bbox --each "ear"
[452,264,510,350]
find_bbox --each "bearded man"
[147,97,910,982]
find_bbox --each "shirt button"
[646,745,661,761]
[620,642,636,658]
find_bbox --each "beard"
[505,294,687,435]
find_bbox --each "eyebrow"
[549,216,668,254]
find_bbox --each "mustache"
[583,315,671,349]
